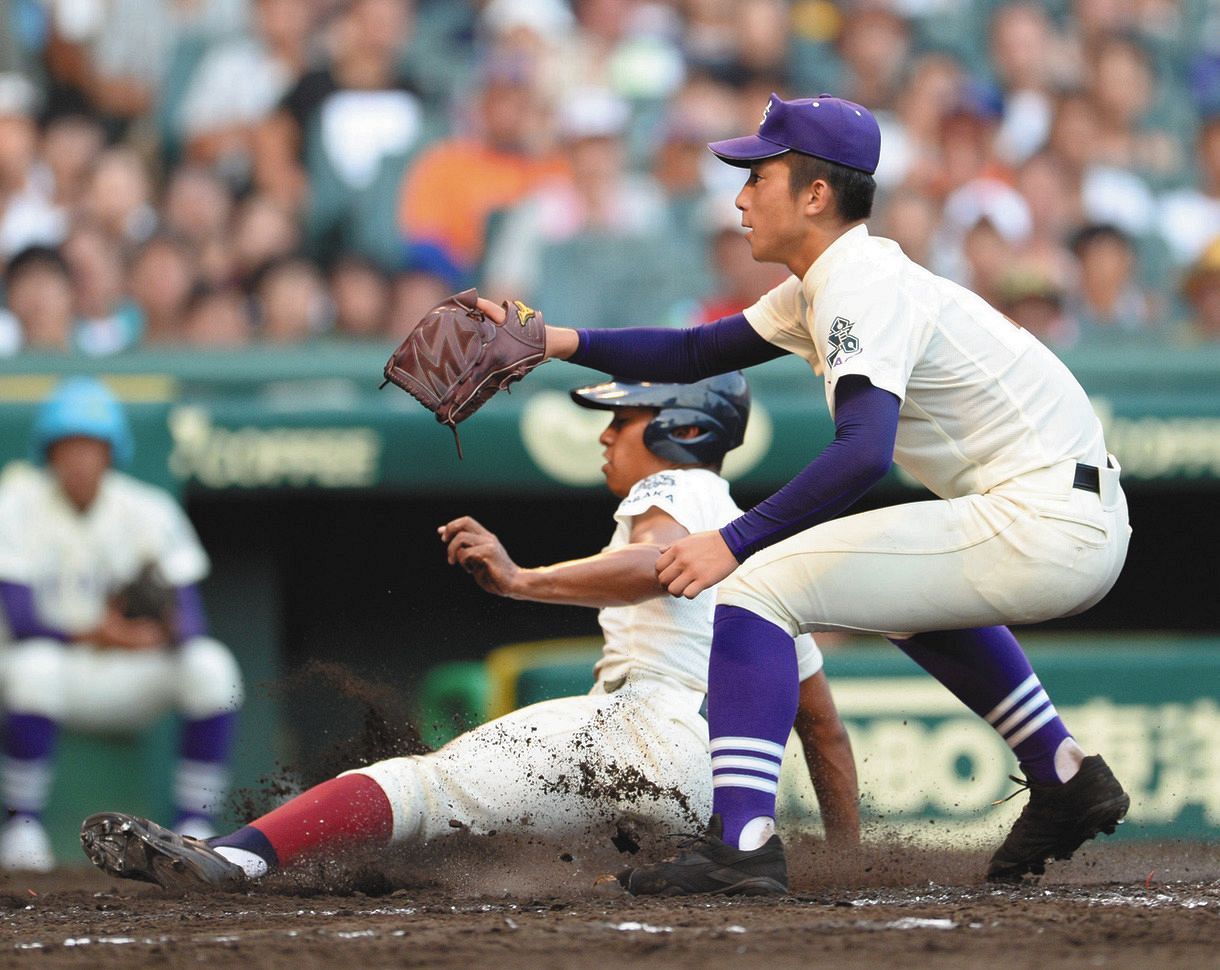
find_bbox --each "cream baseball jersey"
[743,225,1109,499]
[595,467,822,691]
[0,464,209,637]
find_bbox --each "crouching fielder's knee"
[176,636,244,718]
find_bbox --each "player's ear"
[804,178,833,217]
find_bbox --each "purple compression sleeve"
[0,581,71,642]
[721,376,900,561]
[570,313,788,380]
[174,585,209,642]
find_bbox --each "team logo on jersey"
[827,317,862,367]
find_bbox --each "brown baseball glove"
[113,562,177,626]
[380,288,547,457]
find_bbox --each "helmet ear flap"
[644,408,728,465]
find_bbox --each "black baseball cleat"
[81,812,245,892]
[986,755,1130,882]
[618,815,788,896]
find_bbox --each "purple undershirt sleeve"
[0,581,72,642]
[174,584,209,643]
[720,376,900,561]
[570,313,788,380]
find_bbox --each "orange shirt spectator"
[397,58,567,280]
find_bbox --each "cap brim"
[707,134,789,167]
[570,381,633,410]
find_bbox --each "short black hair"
[4,246,70,288]
[786,152,876,222]
[1070,223,1131,256]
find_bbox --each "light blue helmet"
[32,377,134,467]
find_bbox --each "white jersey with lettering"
[596,468,822,691]
[744,224,1109,499]
[353,467,823,845]
[721,224,1130,639]
[0,463,208,640]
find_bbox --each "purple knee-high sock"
[708,605,800,848]
[2,713,58,818]
[889,626,1074,784]
[174,711,239,827]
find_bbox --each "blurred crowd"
[0,0,1218,357]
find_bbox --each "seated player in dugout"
[81,374,860,890]
[0,378,244,872]
[478,94,1129,893]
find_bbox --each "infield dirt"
[4,835,1217,969]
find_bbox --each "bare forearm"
[799,724,861,846]
[511,545,667,607]
[795,673,861,845]
[544,326,579,360]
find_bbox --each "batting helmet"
[32,376,134,468]
[570,372,750,465]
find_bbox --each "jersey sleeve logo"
[827,316,862,367]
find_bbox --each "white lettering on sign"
[167,406,381,488]
[1093,396,1220,479]
[774,678,1220,841]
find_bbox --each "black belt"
[1072,462,1101,494]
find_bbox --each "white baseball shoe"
[0,814,55,872]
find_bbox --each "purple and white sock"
[2,713,58,817]
[174,711,238,830]
[890,626,1081,784]
[707,606,799,849]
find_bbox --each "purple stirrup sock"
[889,626,1073,784]
[708,605,800,848]
[180,711,238,764]
[4,713,58,762]
[209,825,279,869]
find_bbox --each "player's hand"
[90,607,168,651]
[475,298,506,324]
[439,515,521,597]
[656,530,738,599]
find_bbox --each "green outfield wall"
[2,343,1220,494]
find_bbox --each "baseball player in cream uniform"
[0,377,243,871]
[81,374,858,890]
[485,92,1136,893]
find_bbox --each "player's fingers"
[446,530,479,564]
[476,298,507,325]
[439,516,477,542]
[456,540,496,572]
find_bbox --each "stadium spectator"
[39,111,105,214]
[230,193,301,289]
[254,254,330,344]
[41,0,246,134]
[0,245,74,353]
[481,87,674,325]
[177,0,319,182]
[128,234,199,345]
[875,191,940,269]
[182,285,254,347]
[1066,223,1161,344]
[79,147,157,246]
[997,260,1077,349]
[396,55,566,286]
[1179,236,1220,343]
[0,73,64,260]
[835,6,911,111]
[61,223,143,355]
[986,3,1064,165]
[329,253,390,339]
[253,0,423,223]
[1156,114,1220,266]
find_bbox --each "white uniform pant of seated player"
[350,671,713,846]
[0,636,244,850]
[719,460,1130,637]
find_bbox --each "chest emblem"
[827,316,862,367]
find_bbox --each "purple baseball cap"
[708,93,881,175]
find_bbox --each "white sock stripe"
[711,755,782,776]
[711,773,779,795]
[1006,704,1060,748]
[985,673,1041,724]
[995,689,1051,739]
[710,737,785,760]
[174,760,230,815]
[1,757,54,812]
